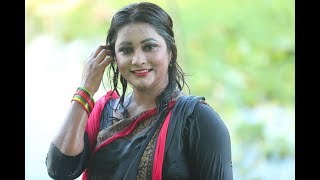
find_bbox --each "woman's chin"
[135,85,149,92]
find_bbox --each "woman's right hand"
[80,45,114,96]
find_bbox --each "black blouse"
[46,95,233,180]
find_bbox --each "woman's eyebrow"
[118,38,158,47]
[140,38,158,44]
[118,41,132,47]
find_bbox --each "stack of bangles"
[71,87,95,116]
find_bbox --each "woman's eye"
[119,47,133,54]
[144,44,157,51]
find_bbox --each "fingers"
[88,44,113,64]
[101,55,114,66]
[95,48,113,64]
[91,45,107,58]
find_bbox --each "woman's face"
[114,22,171,93]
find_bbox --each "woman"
[46,2,233,180]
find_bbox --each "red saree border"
[82,90,119,180]
[85,90,119,153]
[152,109,172,180]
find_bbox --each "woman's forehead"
[115,23,163,45]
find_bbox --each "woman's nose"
[131,49,146,65]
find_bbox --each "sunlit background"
[25,0,295,179]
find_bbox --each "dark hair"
[105,2,188,114]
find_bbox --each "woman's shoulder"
[193,99,219,117]
[171,94,224,125]
[189,99,229,133]
[94,90,120,108]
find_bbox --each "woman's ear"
[168,50,172,63]
[113,55,118,64]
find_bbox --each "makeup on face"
[114,23,171,91]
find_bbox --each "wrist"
[79,83,94,95]
[71,87,95,116]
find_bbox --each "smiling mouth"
[131,69,152,76]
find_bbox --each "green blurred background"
[25,0,295,179]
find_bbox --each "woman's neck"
[129,75,169,108]
[130,88,161,110]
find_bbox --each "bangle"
[72,95,91,115]
[77,87,94,99]
[71,87,95,116]
[75,88,95,109]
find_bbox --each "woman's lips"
[132,69,152,77]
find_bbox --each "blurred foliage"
[26,0,294,179]
[26,0,295,107]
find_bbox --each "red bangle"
[75,90,94,109]
[72,95,91,116]
[71,87,95,116]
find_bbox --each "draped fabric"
[84,90,120,154]
[82,90,119,179]
[45,91,234,179]
[82,91,176,180]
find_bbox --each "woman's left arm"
[185,102,233,180]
